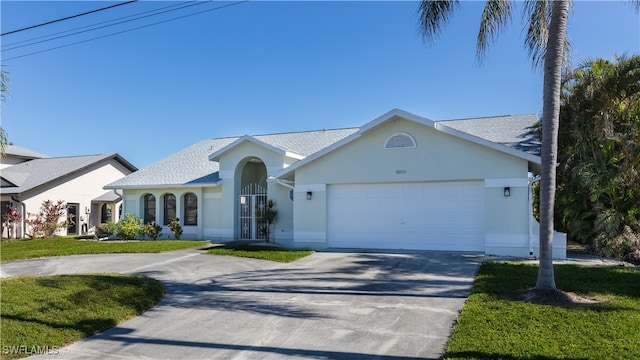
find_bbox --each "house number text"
[395,169,407,175]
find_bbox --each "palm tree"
[419,0,569,291]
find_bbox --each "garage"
[327,181,485,251]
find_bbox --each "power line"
[2,1,249,62]
[1,1,139,37]
[2,1,193,48]
[3,1,210,52]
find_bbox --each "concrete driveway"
[1,248,482,360]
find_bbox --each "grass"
[205,244,314,262]
[444,262,640,360]
[0,237,211,263]
[0,274,164,360]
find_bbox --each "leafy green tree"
[556,55,640,260]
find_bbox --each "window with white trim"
[384,132,416,149]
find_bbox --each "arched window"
[143,194,156,224]
[183,193,197,226]
[163,194,176,225]
[101,204,112,223]
[384,132,416,149]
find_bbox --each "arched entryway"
[236,158,267,240]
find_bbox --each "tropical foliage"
[1,68,9,156]
[256,199,277,243]
[556,55,640,261]
[143,221,162,240]
[25,200,73,238]
[168,218,183,240]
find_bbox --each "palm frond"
[418,0,460,44]
[523,0,572,71]
[477,0,513,62]
[0,68,9,103]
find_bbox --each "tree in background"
[1,69,9,156]
[556,54,640,262]
[418,0,570,292]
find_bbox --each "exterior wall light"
[504,187,511,197]
[306,191,312,200]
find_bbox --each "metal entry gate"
[238,184,267,240]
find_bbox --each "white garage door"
[327,181,484,251]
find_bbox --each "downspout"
[275,178,295,191]
[113,189,124,222]
[11,195,25,239]
[528,175,541,259]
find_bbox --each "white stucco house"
[105,109,566,259]
[0,144,47,169]
[1,152,137,238]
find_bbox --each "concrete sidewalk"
[2,250,483,360]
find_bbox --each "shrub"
[117,214,143,240]
[25,200,72,238]
[256,199,277,243]
[2,208,22,239]
[95,221,117,238]
[143,222,162,240]
[168,218,183,240]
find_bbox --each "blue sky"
[1,1,638,169]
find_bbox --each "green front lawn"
[206,244,314,262]
[0,274,164,360]
[0,238,211,263]
[445,262,640,360]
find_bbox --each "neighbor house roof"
[92,190,121,203]
[105,128,359,189]
[106,109,541,189]
[2,144,48,160]
[1,154,137,195]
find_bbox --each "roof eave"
[104,181,222,190]
[209,136,292,162]
[435,122,541,165]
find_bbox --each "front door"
[67,203,79,235]
[238,184,267,240]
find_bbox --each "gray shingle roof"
[106,138,235,188]
[1,154,136,195]
[436,114,541,156]
[253,128,359,157]
[106,128,360,189]
[3,144,48,159]
[106,112,540,189]
[92,190,121,202]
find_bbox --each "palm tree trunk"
[536,0,569,291]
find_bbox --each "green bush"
[105,221,117,236]
[143,222,162,240]
[117,214,142,240]
[168,218,183,240]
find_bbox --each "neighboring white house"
[105,109,567,259]
[1,152,137,238]
[0,144,47,169]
